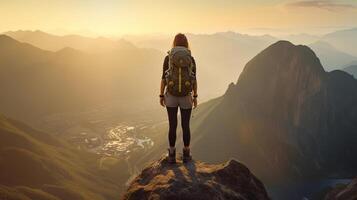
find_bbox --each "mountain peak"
[237,40,325,87]
[0,34,17,43]
[270,40,294,47]
[123,156,270,200]
[56,46,82,54]
[222,40,328,122]
[264,40,319,58]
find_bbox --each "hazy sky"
[1,0,357,36]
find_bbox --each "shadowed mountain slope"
[191,41,357,184]
[0,114,129,200]
[123,156,270,200]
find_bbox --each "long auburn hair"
[172,33,189,49]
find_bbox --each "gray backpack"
[165,46,196,97]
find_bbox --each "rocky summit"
[122,156,270,200]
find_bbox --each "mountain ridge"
[321,27,357,57]
[0,33,163,124]
[4,30,136,52]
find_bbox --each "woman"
[159,33,198,163]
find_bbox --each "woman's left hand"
[192,97,198,109]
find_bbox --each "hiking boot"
[182,147,192,163]
[167,147,176,164]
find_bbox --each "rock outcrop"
[123,156,270,200]
[325,178,357,200]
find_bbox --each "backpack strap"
[164,50,174,79]
[188,56,196,78]
[167,50,173,76]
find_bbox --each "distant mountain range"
[4,28,357,100]
[191,41,357,184]
[124,28,357,73]
[4,30,135,52]
[343,65,357,78]
[0,34,162,124]
[3,30,277,102]
[0,114,126,200]
[321,28,357,57]
[124,32,279,99]
[281,33,320,45]
[309,41,356,71]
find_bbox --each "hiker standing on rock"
[159,33,198,163]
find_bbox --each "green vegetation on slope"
[0,114,128,200]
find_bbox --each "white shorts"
[164,92,193,109]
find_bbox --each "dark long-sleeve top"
[161,55,197,80]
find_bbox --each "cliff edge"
[325,177,357,200]
[122,156,270,200]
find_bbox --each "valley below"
[34,102,357,200]
[33,103,170,180]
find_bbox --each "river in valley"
[98,124,154,157]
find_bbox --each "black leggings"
[166,107,192,147]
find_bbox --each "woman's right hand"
[160,97,165,107]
